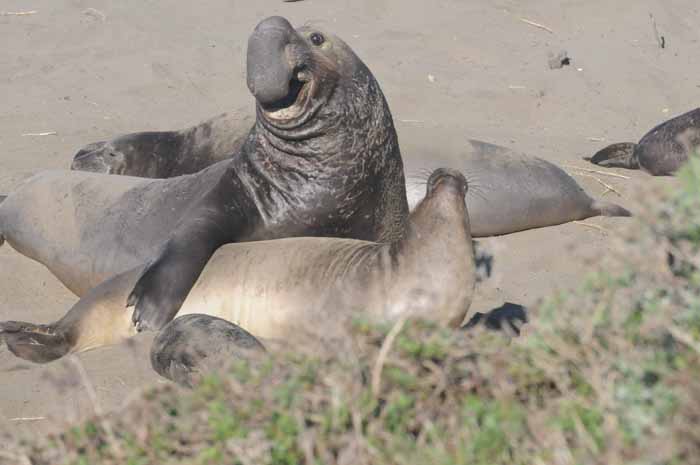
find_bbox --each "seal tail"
[583,142,639,169]
[591,200,632,217]
[0,321,71,363]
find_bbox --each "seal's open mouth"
[261,68,313,120]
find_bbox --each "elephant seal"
[0,16,408,328]
[1,169,474,369]
[585,107,700,176]
[71,111,254,177]
[403,138,630,236]
[150,314,266,388]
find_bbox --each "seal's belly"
[175,237,373,340]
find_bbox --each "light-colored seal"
[0,16,408,331]
[1,169,475,373]
[585,107,700,176]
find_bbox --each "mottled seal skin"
[71,111,254,178]
[1,169,474,368]
[585,107,700,176]
[150,314,265,388]
[404,139,630,237]
[0,16,408,329]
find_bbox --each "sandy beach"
[1,0,698,438]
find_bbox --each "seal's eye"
[310,32,325,46]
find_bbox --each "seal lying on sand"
[585,107,700,176]
[71,110,254,177]
[402,138,630,236]
[0,16,408,331]
[1,169,475,371]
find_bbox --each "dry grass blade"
[649,13,665,49]
[519,17,554,34]
[668,325,700,355]
[69,356,124,458]
[0,10,37,16]
[567,171,622,196]
[563,164,631,179]
[9,416,46,421]
[21,131,57,136]
[573,221,610,234]
[371,316,407,397]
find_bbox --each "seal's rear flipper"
[463,302,528,335]
[591,200,632,218]
[583,142,639,169]
[0,321,71,363]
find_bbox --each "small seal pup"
[403,139,630,236]
[0,16,408,330]
[1,169,475,367]
[585,107,700,176]
[71,110,254,177]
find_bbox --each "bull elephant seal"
[585,107,700,176]
[402,138,630,237]
[71,111,254,177]
[1,169,475,374]
[0,16,408,328]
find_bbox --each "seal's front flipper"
[583,142,639,169]
[0,321,71,363]
[127,240,214,332]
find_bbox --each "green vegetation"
[6,159,700,464]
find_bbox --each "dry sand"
[1,0,698,438]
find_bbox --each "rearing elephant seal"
[585,107,700,176]
[0,16,408,330]
[1,169,475,372]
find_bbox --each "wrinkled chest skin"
[240,98,406,243]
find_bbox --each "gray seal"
[585,107,700,176]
